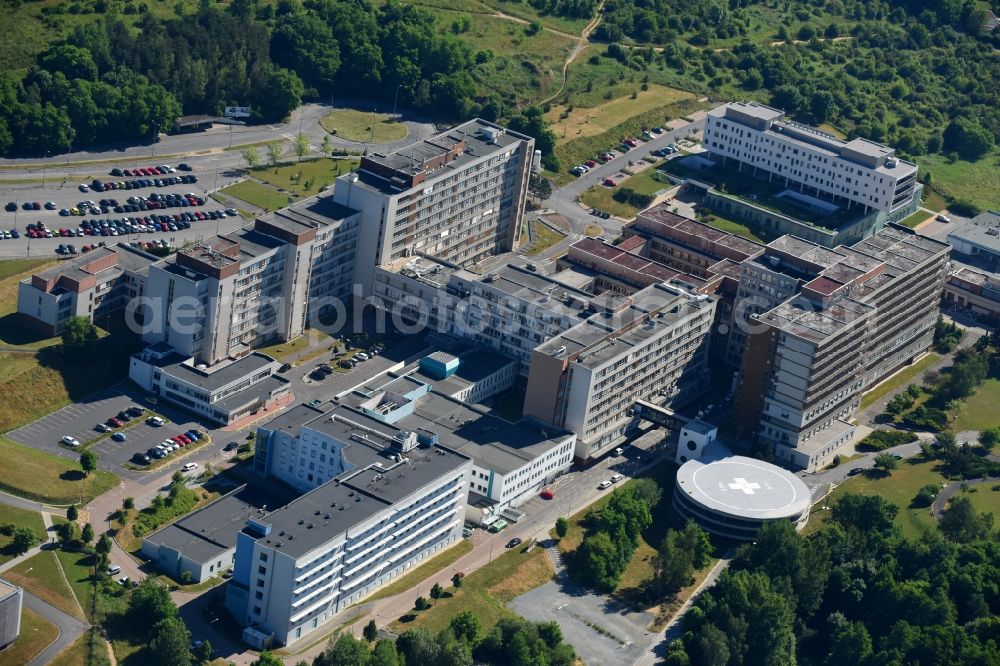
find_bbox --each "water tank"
[532,149,542,172]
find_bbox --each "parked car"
[147,416,165,426]
[61,435,81,447]
[107,417,124,428]
[224,441,239,451]
[108,565,122,575]
[936,214,951,223]
[505,537,523,549]
[539,488,554,500]
[598,480,612,489]
[96,423,112,433]
[309,369,326,380]
[610,474,623,483]
[111,432,127,442]
[183,462,199,472]
[278,363,292,373]
[131,453,150,465]
[847,467,864,477]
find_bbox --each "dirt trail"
[539,2,605,106]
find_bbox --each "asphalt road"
[541,116,706,237]
[21,588,90,666]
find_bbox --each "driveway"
[21,589,90,666]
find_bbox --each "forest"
[663,494,1000,665]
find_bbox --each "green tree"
[129,579,178,627]
[978,427,1000,451]
[266,140,285,167]
[397,628,440,662]
[831,493,898,534]
[321,134,332,156]
[61,316,98,352]
[80,450,98,476]
[450,610,480,644]
[294,132,310,161]
[939,495,995,543]
[255,68,304,122]
[913,484,939,507]
[96,533,112,556]
[67,504,79,522]
[148,617,192,666]
[679,520,713,569]
[81,523,94,544]
[430,582,443,600]
[250,652,283,666]
[243,145,261,169]
[363,618,378,642]
[824,613,873,665]
[874,452,900,475]
[328,633,369,666]
[555,517,568,539]
[528,174,552,200]
[123,497,135,511]
[451,572,463,588]
[194,639,213,664]
[943,117,995,161]
[414,596,430,611]
[653,528,694,596]
[10,526,38,555]
[371,640,401,666]
[575,531,624,592]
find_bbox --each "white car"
[182,462,199,472]
[936,214,951,223]
[598,480,612,490]
[610,474,623,483]
[355,352,370,361]
[61,435,81,447]
[147,416,165,427]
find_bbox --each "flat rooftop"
[948,210,1000,254]
[676,455,812,520]
[138,350,276,392]
[257,193,359,233]
[144,483,297,564]
[28,243,159,287]
[633,203,764,260]
[246,434,470,560]
[757,297,874,343]
[536,282,714,368]
[347,119,530,195]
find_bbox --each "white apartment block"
[226,429,472,646]
[703,102,919,215]
[524,282,716,458]
[17,243,157,335]
[333,119,534,296]
[141,196,360,366]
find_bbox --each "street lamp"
[42,151,49,189]
[150,122,158,159]
[392,85,403,119]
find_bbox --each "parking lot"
[0,162,248,257]
[8,384,206,481]
[509,575,657,666]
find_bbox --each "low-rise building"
[129,343,290,425]
[947,210,1000,270]
[944,266,1000,321]
[0,581,22,650]
[17,243,158,335]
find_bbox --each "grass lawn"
[899,209,935,229]
[480,0,595,33]
[0,504,46,565]
[365,539,474,603]
[389,545,553,635]
[949,378,1000,431]
[548,85,695,146]
[115,487,221,553]
[0,258,62,350]
[250,158,359,197]
[220,180,295,212]
[256,328,334,361]
[805,458,947,540]
[0,607,58,666]
[4,551,86,621]
[859,353,940,411]
[579,186,643,218]
[963,483,1000,520]
[701,213,767,243]
[922,188,948,213]
[54,549,99,622]
[48,632,108,666]
[320,110,407,143]
[522,220,566,256]
[0,438,117,505]
[916,150,1000,213]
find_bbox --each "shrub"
[857,430,918,451]
[912,484,940,507]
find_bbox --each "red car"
[106,417,124,428]
[177,434,192,444]
[603,177,619,187]
[584,160,597,168]
[540,488,554,500]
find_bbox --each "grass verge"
[250,157,359,197]
[320,110,407,143]
[899,209,934,229]
[0,504,47,565]
[521,220,565,256]
[547,85,695,146]
[949,378,1000,431]
[916,150,1000,213]
[859,353,939,411]
[220,180,294,212]
[4,550,86,621]
[115,486,221,553]
[0,607,58,666]
[365,539,474,603]
[0,438,117,505]
[389,545,553,635]
[48,631,106,666]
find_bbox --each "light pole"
[42,151,49,189]
[150,122,158,159]
[228,124,234,150]
[392,85,402,119]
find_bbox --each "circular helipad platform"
[673,455,811,540]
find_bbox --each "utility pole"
[150,122,158,159]
[42,151,49,189]
[392,85,402,119]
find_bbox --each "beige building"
[333,119,534,296]
[524,282,716,458]
[17,244,158,335]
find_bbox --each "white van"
[107,565,121,576]
[182,462,198,472]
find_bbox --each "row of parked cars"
[82,174,199,194]
[110,164,192,177]
[59,405,147,448]
[61,192,208,216]
[131,428,204,465]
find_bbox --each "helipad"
[673,455,811,540]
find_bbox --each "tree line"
[0,0,484,156]
[664,491,1000,665]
